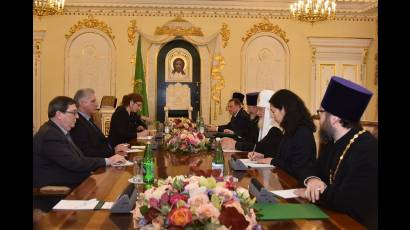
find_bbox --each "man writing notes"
[297,76,378,229]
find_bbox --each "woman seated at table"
[248,89,317,181]
[108,93,149,147]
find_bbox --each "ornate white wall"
[65,28,116,103]
[241,32,289,93]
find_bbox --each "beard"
[319,117,334,144]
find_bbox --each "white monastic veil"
[257,90,278,141]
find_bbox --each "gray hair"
[73,88,95,107]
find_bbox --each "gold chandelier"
[290,0,336,24]
[33,0,65,17]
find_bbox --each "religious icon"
[165,48,192,82]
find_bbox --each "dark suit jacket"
[235,127,283,157]
[217,108,253,141]
[33,120,106,188]
[271,125,316,181]
[108,106,145,147]
[299,127,378,229]
[70,113,114,158]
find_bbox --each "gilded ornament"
[65,15,115,40]
[128,20,138,45]
[154,15,203,36]
[242,18,289,43]
[220,23,230,48]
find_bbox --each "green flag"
[134,35,149,116]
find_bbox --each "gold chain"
[329,129,366,185]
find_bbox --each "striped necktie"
[66,133,83,156]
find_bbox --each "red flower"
[143,207,161,223]
[168,207,192,227]
[218,206,249,230]
[170,194,188,205]
[197,133,204,140]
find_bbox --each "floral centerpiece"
[132,175,260,230]
[167,118,196,133]
[164,130,209,154]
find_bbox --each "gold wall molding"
[128,19,138,45]
[61,7,376,21]
[242,18,289,43]
[154,15,203,36]
[220,23,230,48]
[35,41,41,59]
[65,15,115,40]
[363,48,369,64]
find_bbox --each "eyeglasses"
[316,109,325,116]
[65,110,79,115]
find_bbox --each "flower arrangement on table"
[167,117,196,133]
[132,175,260,230]
[164,130,210,154]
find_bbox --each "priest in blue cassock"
[297,76,378,230]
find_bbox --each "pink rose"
[149,198,160,208]
[214,186,234,202]
[187,193,209,209]
[197,203,220,220]
[168,207,192,227]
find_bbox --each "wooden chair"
[33,186,71,212]
[100,96,117,108]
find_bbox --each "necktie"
[89,117,113,151]
[66,133,84,156]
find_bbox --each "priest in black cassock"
[221,90,283,156]
[245,92,260,143]
[297,76,378,230]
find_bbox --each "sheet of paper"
[271,189,300,199]
[137,136,153,140]
[53,199,99,210]
[112,160,134,167]
[238,159,275,168]
[222,149,244,153]
[126,149,144,153]
[131,145,146,149]
[101,202,114,210]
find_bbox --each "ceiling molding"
[63,0,377,19]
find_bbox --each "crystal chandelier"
[290,0,336,24]
[33,0,65,17]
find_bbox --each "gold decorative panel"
[65,15,115,40]
[154,15,203,36]
[242,18,289,43]
[220,23,230,48]
[128,19,138,45]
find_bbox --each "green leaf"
[139,205,149,215]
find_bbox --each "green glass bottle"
[212,137,224,178]
[143,142,154,184]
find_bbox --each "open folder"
[53,199,113,210]
[253,203,328,220]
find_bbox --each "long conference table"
[35,138,366,229]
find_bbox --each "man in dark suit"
[206,97,253,141]
[297,76,378,229]
[70,88,128,158]
[33,96,125,189]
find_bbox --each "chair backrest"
[100,96,117,108]
[165,83,191,109]
[164,83,193,119]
